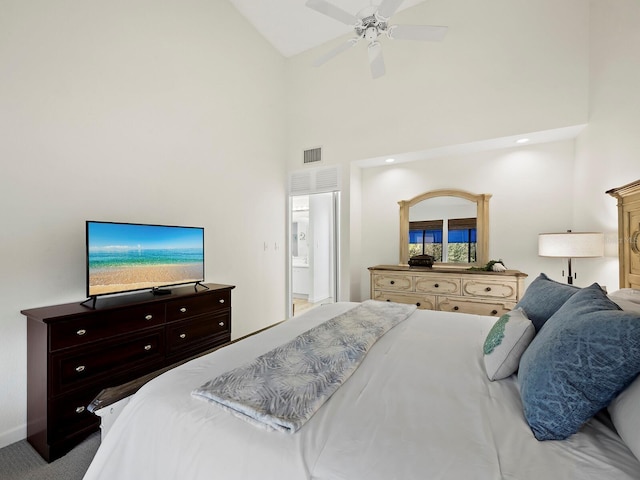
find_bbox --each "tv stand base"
[151,288,172,296]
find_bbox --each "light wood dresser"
[369,265,527,316]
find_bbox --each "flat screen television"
[86,221,205,299]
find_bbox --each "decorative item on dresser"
[21,283,234,462]
[369,265,527,316]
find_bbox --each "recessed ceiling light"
[516,138,530,144]
[385,158,395,163]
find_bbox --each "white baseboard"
[0,423,26,450]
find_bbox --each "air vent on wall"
[289,165,341,195]
[289,171,312,194]
[315,167,339,191]
[303,147,322,164]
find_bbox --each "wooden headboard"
[607,179,640,289]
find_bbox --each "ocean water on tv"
[89,248,203,270]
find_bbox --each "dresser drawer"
[462,279,519,300]
[372,291,436,310]
[50,304,165,351]
[166,290,230,321]
[50,389,101,440]
[437,296,514,317]
[166,311,230,356]
[371,274,414,292]
[415,275,461,295]
[53,328,165,395]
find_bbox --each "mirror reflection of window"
[447,218,477,263]
[409,196,477,263]
[409,218,476,263]
[409,220,443,261]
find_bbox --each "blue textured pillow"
[518,283,640,440]
[515,273,579,332]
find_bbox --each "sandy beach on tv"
[89,263,204,295]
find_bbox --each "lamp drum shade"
[538,232,604,258]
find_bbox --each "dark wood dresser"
[21,283,234,462]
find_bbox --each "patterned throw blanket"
[192,300,417,433]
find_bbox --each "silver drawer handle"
[179,333,186,339]
[144,344,152,351]
[75,406,85,414]
[145,314,153,320]
[219,299,225,304]
[218,322,225,327]
[75,365,85,373]
[180,307,187,313]
[76,329,87,336]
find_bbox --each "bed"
[83,181,640,480]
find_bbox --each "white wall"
[573,0,640,291]
[0,0,287,448]
[285,0,590,301]
[358,140,577,300]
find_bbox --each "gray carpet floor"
[0,432,100,480]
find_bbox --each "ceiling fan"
[305,0,448,79]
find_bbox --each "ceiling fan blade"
[377,0,405,19]
[305,0,358,26]
[388,24,448,41]
[314,38,359,67]
[368,42,385,79]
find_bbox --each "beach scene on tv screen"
[88,223,204,296]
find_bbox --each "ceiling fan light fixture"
[365,26,379,41]
[305,0,449,78]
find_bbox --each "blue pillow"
[518,283,640,441]
[515,273,579,332]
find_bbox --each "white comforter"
[83,303,640,480]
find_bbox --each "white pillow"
[483,308,535,381]
[609,375,640,462]
[609,288,640,313]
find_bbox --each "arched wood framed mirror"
[399,189,491,266]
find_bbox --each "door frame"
[287,191,340,319]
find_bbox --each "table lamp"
[538,230,604,284]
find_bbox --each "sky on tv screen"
[88,222,203,252]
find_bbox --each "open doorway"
[289,192,339,317]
